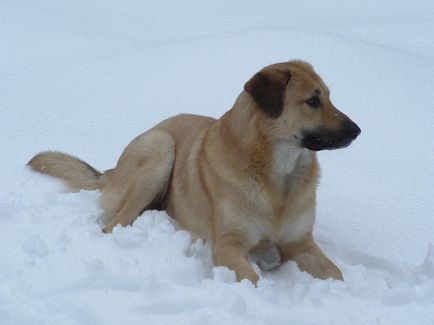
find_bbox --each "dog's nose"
[343,121,361,139]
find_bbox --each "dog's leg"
[102,131,175,233]
[102,171,167,233]
[213,235,259,285]
[278,234,343,280]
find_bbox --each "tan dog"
[28,60,360,285]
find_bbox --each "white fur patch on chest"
[273,143,303,176]
[272,144,312,188]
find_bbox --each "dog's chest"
[248,206,314,249]
[276,210,314,243]
[246,148,316,247]
[236,180,314,247]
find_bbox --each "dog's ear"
[244,69,291,118]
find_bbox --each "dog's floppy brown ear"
[244,69,290,118]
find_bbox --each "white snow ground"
[1,1,434,324]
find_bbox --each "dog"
[28,60,360,285]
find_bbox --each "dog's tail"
[27,151,111,192]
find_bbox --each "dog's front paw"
[319,264,344,281]
[237,269,260,286]
[102,225,114,234]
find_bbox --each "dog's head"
[244,60,360,151]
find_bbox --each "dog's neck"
[273,141,311,175]
[212,92,315,187]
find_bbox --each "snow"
[1,1,434,324]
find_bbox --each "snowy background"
[1,1,434,324]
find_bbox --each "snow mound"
[0,171,433,324]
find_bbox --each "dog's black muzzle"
[301,120,361,151]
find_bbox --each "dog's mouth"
[301,121,361,151]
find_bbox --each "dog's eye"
[306,96,321,108]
